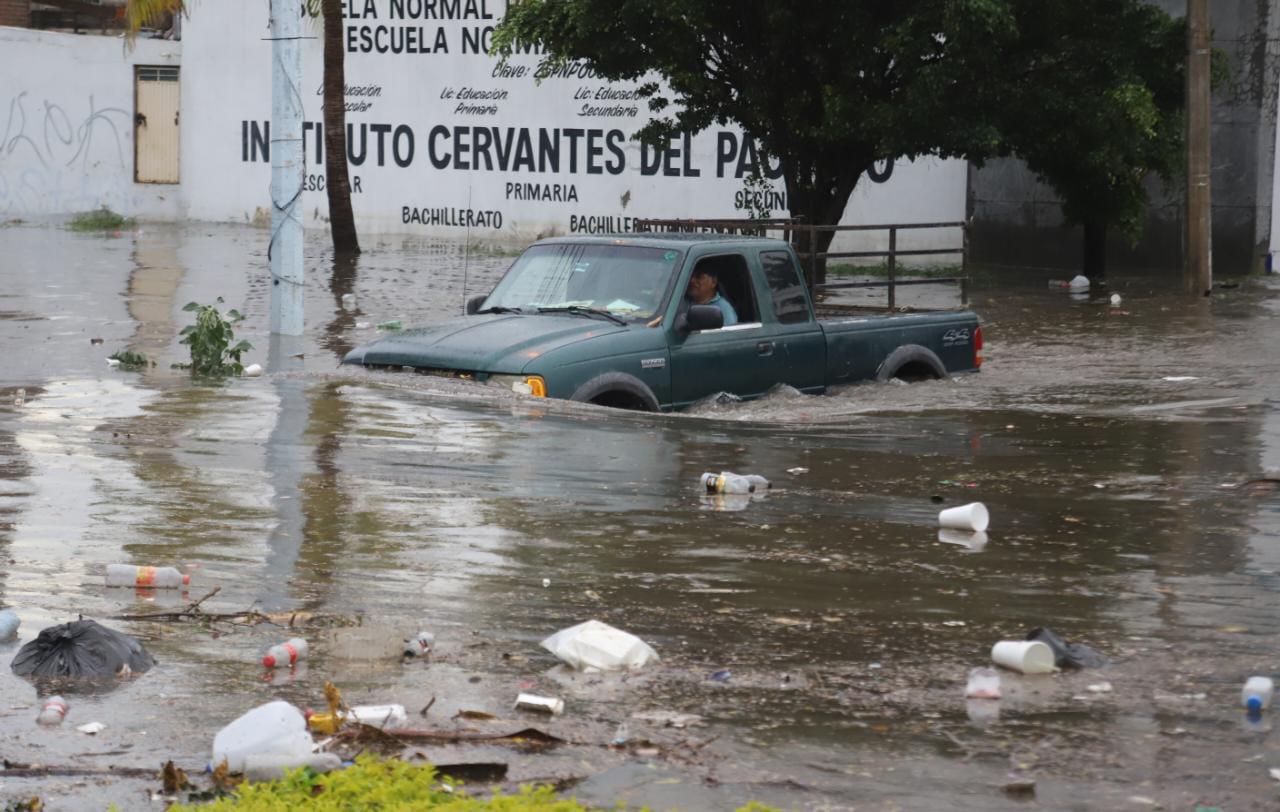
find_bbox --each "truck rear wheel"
[570,372,660,412]
[876,345,948,383]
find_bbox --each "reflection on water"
[0,223,1279,808]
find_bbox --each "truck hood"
[342,313,627,372]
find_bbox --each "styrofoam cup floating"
[938,502,989,533]
[991,640,1056,674]
[938,529,988,552]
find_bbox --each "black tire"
[570,372,661,412]
[875,345,947,383]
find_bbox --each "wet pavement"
[1,219,1279,810]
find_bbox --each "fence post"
[887,227,897,311]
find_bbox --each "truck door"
[669,253,779,406]
[758,249,826,392]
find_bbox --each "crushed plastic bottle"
[700,472,754,495]
[965,667,1002,699]
[37,695,68,726]
[1242,676,1274,712]
[262,638,308,669]
[106,564,189,589]
[403,630,434,658]
[243,752,341,782]
[0,608,19,642]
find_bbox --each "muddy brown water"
[1,221,1279,810]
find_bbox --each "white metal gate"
[134,65,180,184]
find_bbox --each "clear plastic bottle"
[0,608,19,642]
[37,696,68,726]
[700,472,754,494]
[262,638,308,669]
[106,564,190,589]
[403,630,434,657]
[742,474,772,491]
[1242,676,1274,712]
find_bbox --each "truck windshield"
[482,243,682,322]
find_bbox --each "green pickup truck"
[342,234,983,411]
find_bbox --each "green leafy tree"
[494,0,1184,282]
[125,0,360,257]
[494,1,1012,282]
[991,1,1185,278]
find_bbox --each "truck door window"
[691,254,758,324]
[761,251,812,324]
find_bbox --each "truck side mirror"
[465,295,487,315]
[676,304,725,334]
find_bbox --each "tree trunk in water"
[783,157,867,287]
[322,0,360,256]
[1082,220,1106,279]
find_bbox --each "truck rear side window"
[761,251,811,324]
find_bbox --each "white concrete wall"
[0,27,182,220]
[180,0,965,252]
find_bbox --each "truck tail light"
[974,325,984,369]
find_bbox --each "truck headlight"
[488,374,547,397]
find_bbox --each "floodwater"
[1,220,1279,811]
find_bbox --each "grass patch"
[164,756,780,811]
[827,260,963,278]
[68,206,134,232]
[171,757,589,811]
[108,350,153,370]
[466,242,523,258]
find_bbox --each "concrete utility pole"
[269,0,305,335]
[1185,0,1213,296]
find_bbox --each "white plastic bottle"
[1242,676,1274,712]
[37,696,68,726]
[0,608,19,641]
[212,701,313,774]
[700,472,754,494]
[243,752,342,782]
[403,630,434,657]
[349,704,407,728]
[106,564,190,589]
[262,638,308,669]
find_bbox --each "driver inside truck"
[685,267,739,326]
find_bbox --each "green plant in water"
[68,206,133,232]
[170,756,592,811]
[178,298,251,376]
[108,350,153,369]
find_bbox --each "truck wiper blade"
[476,306,523,314]
[537,305,627,325]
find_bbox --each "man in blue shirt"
[686,267,739,326]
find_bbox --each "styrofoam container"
[939,502,989,533]
[541,619,659,671]
[991,640,1056,674]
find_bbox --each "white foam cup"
[938,502,989,532]
[938,529,988,552]
[990,640,1056,674]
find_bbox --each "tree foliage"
[990,1,1185,255]
[494,0,1185,277]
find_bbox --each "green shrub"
[109,350,153,369]
[178,298,252,376]
[68,206,133,231]
[171,757,590,811]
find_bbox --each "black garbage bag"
[1026,626,1107,669]
[11,619,155,679]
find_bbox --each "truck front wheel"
[570,372,661,412]
[876,345,948,383]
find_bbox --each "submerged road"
[1,221,1279,810]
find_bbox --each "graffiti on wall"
[0,91,134,216]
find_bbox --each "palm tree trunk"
[322,0,360,256]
